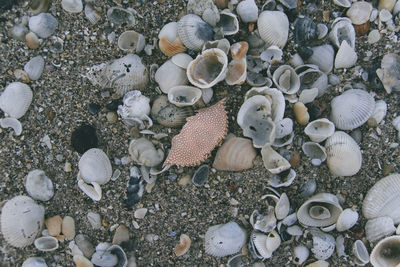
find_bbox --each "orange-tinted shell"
[159,37,186,57]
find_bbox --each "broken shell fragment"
[311,231,335,260]
[368,100,387,126]
[34,236,59,252]
[168,85,202,107]
[45,215,62,236]
[0,82,33,119]
[192,164,209,186]
[370,235,400,267]
[117,90,152,128]
[302,142,327,165]
[218,10,240,36]
[0,117,22,136]
[275,193,290,220]
[296,65,328,97]
[107,7,137,26]
[78,180,102,202]
[304,119,335,143]
[203,39,230,55]
[293,245,310,265]
[129,138,164,167]
[261,146,291,174]
[293,102,310,126]
[230,41,248,60]
[268,169,296,188]
[78,148,112,185]
[251,231,281,259]
[365,216,396,243]
[376,53,400,94]
[333,0,351,8]
[25,169,54,202]
[85,3,101,25]
[178,14,213,51]
[334,41,358,69]
[273,65,300,95]
[22,257,47,267]
[29,0,51,15]
[352,240,370,266]
[329,17,355,49]
[258,11,289,48]
[173,234,191,256]
[158,22,186,57]
[225,57,247,85]
[118,30,145,53]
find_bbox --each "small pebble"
[88,103,101,115]
[178,175,191,186]
[71,124,98,154]
[298,179,317,198]
[87,212,102,229]
[145,234,159,243]
[368,29,381,44]
[111,169,121,181]
[64,161,72,172]
[62,216,76,240]
[134,208,148,219]
[106,111,117,123]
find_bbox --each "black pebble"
[297,46,313,60]
[106,99,123,111]
[306,103,322,121]
[71,124,99,154]
[88,103,101,115]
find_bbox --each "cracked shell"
[78,148,112,185]
[0,82,33,119]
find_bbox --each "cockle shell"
[297,193,343,227]
[370,235,400,267]
[329,17,355,49]
[158,22,186,56]
[304,119,335,143]
[204,221,247,257]
[129,138,164,167]
[376,53,400,94]
[168,85,202,107]
[362,174,400,224]
[25,169,54,202]
[118,30,145,53]
[187,48,228,89]
[330,89,375,130]
[225,57,247,85]
[61,0,83,13]
[212,137,257,171]
[258,11,289,48]
[307,45,335,73]
[218,10,239,36]
[0,82,33,119]
[336,208,358,232]
[34,236,59,252]
[155,58,189,94]
[178,14,213,51]
[236,0,258,23]
[325,131,362,177]
[22,257,47,267]
[28,13,58,38]
[273,65,300,94]
[1,196,45,248]
[352,240,370,266]
[78,148,112,185]
[151,95,193,127]
[334,41,358,69]
[251,231,281,260]
[24,55,44,80]
[261,145,291,174]
[365,216,396,243]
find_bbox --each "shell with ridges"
[151,95,193,127]
[0,82,33,119]
[365,216,396,243]
[370,235,400,267]
[61,0,83,13]
[158,22,186,56]
[257,11,289,48]
[78,148,112,185]
[295,64,328,97]
[24,55,44,81]
[304,118,335,143]
[346,1,373,25]
[84,3,101,25]
[22,257,47,267]
[178,14,213,51]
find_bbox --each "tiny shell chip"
[1,196,45,248]
[24,55,44,81]
[173,234,191,256]
[0,82,33,119]
[25,169,54,201]
[28,13,58,39]
[204,221,247,257]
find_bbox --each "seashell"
[171,53,193,69]
[225,57,247,85]
[298,179,317,199]
[296,65,329,97]
[107,7,137,26]
[0,117,22,136]
[187,48,228,89]
[178,14,213,51]
[186,0,220,26]
[311,231,335,260]
[251,207,277,233]
[258,11,289,48]
[260,45,283,64]
[251,231,281,259]
[87,212,101,230]
[368,100,387,127]
[317,24,328,39]
[227,254,245,267]
[117,90,152,128]
[204,221,247,257]
[297,193,343,227]
[394,1,400,15]
[365,216,396,243]
[376,53,400,94]
[201,88,213,105]
[275,118,293,139]
[352,240,370,266]
[151,95,193,127]
[336,208,358,232]
[155,59,188,94]
[305,260,329,267]
[28,13,58,39]
[134,208,148,219]
[174,234,191,256]
[330,89,375,130]
[22,257,47,267]
[85,4,101,25]
[299,88,318,104]
[203,39,230,55]
[61,0,83,13]
[78,180,102,201]
[246,71,272,87]
[230,41,248,60]
[302,142,327,165]
[34,236,58,251]
[329,17,355,49]
[307,45,334,73]
[278,0,298,8]
[1,196,45,248]
[158,22,186,57]
[0,82,33,119]
[275,193,290,220]
[129,138,164,167]
[213,137,257,171]
[62,216,75,240]
[273,65,300,95]
[346,2,373,25]
[91,244,127,267]
[362,174,400,224]
[304,119,335,143]
[370,235,400,267]
[118,30,145,53]
[45,215,62,236]
[24,55,44,81]
[25,32,40,49]
[289,53,305,68]
[378,0,397,12]
[261,146,291,174]
[29,0,51,15]
[293,17,319,45]
[335,41,358,69]
[325,131,362,176]
[236,0,258,23]
[293,102,310,126]
[73,255,93,267]
[218,10,239,36]
[112,225,129,245]
[293,245,310,265]
[78,148,112,185]
[168,85,202,107]
[75,234,95,258]
[333,0,351,8]
[192,164,209,186]
[25,169,54,202]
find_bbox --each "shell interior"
[371,236,400,267]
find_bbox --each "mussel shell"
[294,17,319,45]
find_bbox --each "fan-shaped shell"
[251,231,281,259]
[178,14,213,51]
[370,235,400,267]
[155,59,188,94]
[325,131,362,177]
[151,95,193,127]
[257,11,289,48]
[168,85,202,107]
[78,148,112,185]
[213,137,257,171]
[225,57,247,85]
[334,41,358,69]
[204,221,247,257]
[158,22,186,56]
[218,10,239,35]
[362,173,400,224]
[260,45,283,64]
[118,30,145,53]
[1,196,45,248]
[0,82,33,119]
[304,119,335,143]
[297,193,343,227]
[261,145,291,174]
[330,89,375,130]
[273,65,300,94]
[365,216,396,243]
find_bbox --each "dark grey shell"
[294,17,319,45]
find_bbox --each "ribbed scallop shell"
[178,14,213,51]
[0,82,33,119]
[168,85,202,107]
[257,11,289,49]
[370,235,400,267]
[304,119,335,143]
[61,0,83,13]
[362,173,400,224]
[325,131,362,177]
[78,148,112,185]
[204,221,247,257]
[365,216,396,243]
[330,89,375,130]
[1,196,45,248]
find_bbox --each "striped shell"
[325,131,362,177]
[365,216,396,243]
[168,85,202,107]
[362,173,400,224]
[158,22,186,56]
[0,82,33,119]
[178,14,213,51]
[257,11,289,49]
[330,89,375,130]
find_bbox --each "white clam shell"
[61,0,83,13]
[329,17,355,49]
[128,138,164,167]
[299,88,318,104]
[155,59,188,94]
[325,131,362,177]
[204,221,247,257]
[0,82,33,119]
[34,236,59,252]
[218,10,239,36]
[178,14,213,51]
[365,216,396,243]
[0,117,22,136]
[302,142,327,163]
[362,173,400,224]
[168,85,202,107]
[297,193,343,227]
[311,231,335,260]
[28,13,58,39]
[225,57,247,85]
[1,196,45,248]
[352,240,370,266]
[171,53,193,69]
[368,100,387,126]
[261,145,290,174]
[25,169,54,202]
[272,65,300,94]
[275,193,290,220]
[78,148,112,185]
[275,118,293,139]
[307,45,334,73]
[187,48,228,89]
[346,1,373,25]
[24,55,44,80]
[334,41,358,69]
[330,89,375,130]
[370,235,400,267]
[22,257,47,267]
[293,245,309,265]
[336,208,358,232]
[118,30,145,53]
[304,118,335,143]
[236,0,258,23]
[258,11,289,48]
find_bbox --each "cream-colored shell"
[257,11,289,48]
[158,22,186,57]
[78,148,112,185]
[1,196,45,248]
[0,82,33,119]
[171,53,193,69]
[352,240,370,266]
[272,65,300,94]
[178,14,213,51]
[118,30,145,53]
[261,145,290,174]
[334,41,358,69]
[25,169,54,201]
[225,57,247,85]
[128,138,164,167]
[155,59,188,94]
[370,235,400,267]
[365,216,396,243]
[336,208,358,232]
[304,118,335,143]
[167,85,202,107]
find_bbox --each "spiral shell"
[257,11,289,49]
[0,82,33,119]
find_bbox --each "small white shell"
[365,216,396,243]
[218,10,239,36]
[236,0,258,23]
[304,118,335,143]
[258,11,289,48]
[178,14,213,51]
[307,45,335,73]
[117,90,152,128]
[204,221,247,257]
[330,89,375,130]
[333,0,351,8]
[25,169,54,202]
[168,85,202,107]
[1,196,45,248]
[293,245,310,265]
[128,138,164,167]
[61,0,83,13]
[370,235,400,267]
[334,41,358,69]
[302,142,327,164]
[77,180,102,201]
[272,65,300,94]
[225,57,247,85]
[34,236,59,252]
[0,82,33,119]
[171,53,193,69]
[329,17,355,49]
[261,145,291,174]
[336,208,358,232]
[275,193,290,220]
[267,169,296,188]
[118,30,145,53]
[155,59,188,94]
[352,240,370,266]
[311,231,335,260]
[22,257,47,267]
[305,260,329,267]
[78,148,112,185]
[299,88,318,104]
[347,2,373,25]
[275,118,293,139]
[368,100,387,127]
[24,55,44,80]
[0,117,22,136]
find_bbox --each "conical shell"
[212,137,257,171]
[168,85,202,107]
[329,17,355,49]
[34,236,59,252]
[218,10,239,35]
[352,240,370,266]
[78,148,112,185]
[28,13,58,38]
[362,173,400,224]
[272,65,300,94]
[370,235,400,267]
[365,216,396,243]
[336,208,358,232]
[334,41,358,69]
[24,55,44,80]
[261,145,291,174]
[257,11,289,48]
[1,196,45,248]
[325,131,362,177]
[304,119,335,143]
[225,57,247,85]
[155,59,188,94]
[297,193,343,227]
[0,82,33,119]
[204,221,247,257]
[178,14,213,51]
[118,30,145,53]
[158,22,186,57]
[330,89,375,130]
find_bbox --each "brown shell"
[213,137,256,171]
[163,99,228,167]
[159,37,186,57]
[354,21,370,36]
